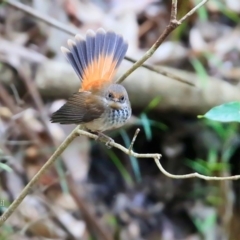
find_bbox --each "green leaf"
[203,120,229,140]
[143,96,161,114]
[140,113,152,141]
[149,120,168,131]
[199,102,240,122]
[190,57,208,87]
[207,149,217,164]
[185,159,211,175]
[195,211,217,233]
[106,150,134,187]
[54,159,69,194]
[222,146,237,163]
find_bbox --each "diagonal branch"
[179,0,209,24]
[124,56,196,87]
[117,0,209,83]
[117,23,179,83]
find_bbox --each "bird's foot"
[96,132,114,149]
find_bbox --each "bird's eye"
[108,93,113,99]
[120,96,125,102]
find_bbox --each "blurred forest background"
[1,0,240,239]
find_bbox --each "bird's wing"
[50,92,105,124]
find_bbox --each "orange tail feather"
[61,28,128,92]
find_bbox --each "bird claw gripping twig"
[96,132,115,149]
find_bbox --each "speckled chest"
[107,107,130,126]
[84,105,131,132]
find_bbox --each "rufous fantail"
[51,29,131,134]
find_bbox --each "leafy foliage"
[199,102,240,123]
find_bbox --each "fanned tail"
[61,28,128,92]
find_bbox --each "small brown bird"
[51,28,131,135]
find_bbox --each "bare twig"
[76,129,161,159]
[117,25,179,83]
[80,130,240,181]
[154,158,240,181]
[171,0,178,20]
[76,130,240,181]
[117,0,209,83]
[178,0,208,24]
[124,56,196,87]
[128,128,140,153]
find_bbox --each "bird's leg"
[95,132,114,148]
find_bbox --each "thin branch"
[117,0,209,83]
[117,23,177,83]
[128,128,140,152]
[178,0,208,24]
[77,130,240,181]
[171,0,178,20]
[76,129,161,159]
[125,56,196,87]
[76,130,240,182]
[154,158,240,181]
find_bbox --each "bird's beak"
[109,102,122,110]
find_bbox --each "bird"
[50,28,131,139]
